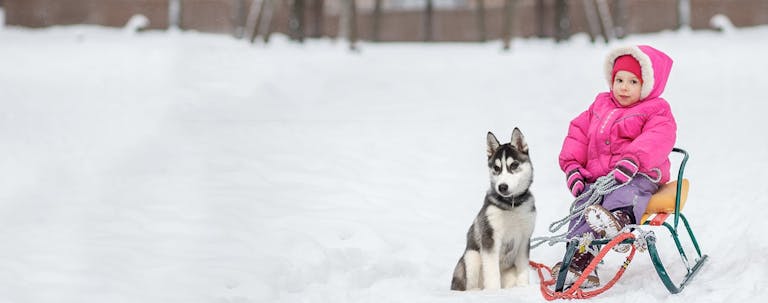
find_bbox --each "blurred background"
[2,0,767,46]
[2,1,768,302]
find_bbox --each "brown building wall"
[342,0,681,42]
[3,0,768,41]
[3,0,169,29]
[179,0,238,33]
[691,0,768,28]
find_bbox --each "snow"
[710,14,736,33]
[1,20,767,302]
[123,15,150,35]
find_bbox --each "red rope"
[530,232,637,300]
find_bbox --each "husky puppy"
[451,128,537,291]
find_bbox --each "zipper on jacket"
[600,109,618,134]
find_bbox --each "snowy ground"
[1,16,767,303]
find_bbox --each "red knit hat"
[612,55,642,83]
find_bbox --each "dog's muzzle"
[498,183,510,195]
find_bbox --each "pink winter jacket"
[559,45,677,185]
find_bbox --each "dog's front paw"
[483,281,501,291]
[501,269,521,288]
[514,269,530,287]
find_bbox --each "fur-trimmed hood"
[604,45,673,101]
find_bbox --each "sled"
[550,147,708,296]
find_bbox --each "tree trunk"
[424,0,434,42]
[677,0,691,30]
[613,0,627,39]
[260,0,277,43]
[372,0,383,42]
[311,0,324,38]
[168,0,181,30]
[289,0,305,42]
[536,0,545,38]
[244,0,264,43]
[595,0,614,43]
[582,0,600,43]
[348,0,357,51]
[233,0,247,38]
[554,0,569,42]
[476,0,487,42]
[338,0,348,41]
[502,0,516,50]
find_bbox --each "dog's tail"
[450,255,467,291]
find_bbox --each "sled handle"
[671,147,688,230]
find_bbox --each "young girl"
[554,45,677,287]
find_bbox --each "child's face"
[611,71,642,106]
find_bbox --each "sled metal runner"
[554,148,708,295]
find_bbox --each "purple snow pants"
[567,176,659,239]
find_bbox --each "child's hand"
[613,158,639,184]
[567,169,585,196]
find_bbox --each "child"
[554,45,677,287]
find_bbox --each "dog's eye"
[509,162,519,170]
[493,165,502,173]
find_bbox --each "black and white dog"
[451,128,537,291]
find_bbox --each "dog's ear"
[511,127,529,154]
[487,132,500,158]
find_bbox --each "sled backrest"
[640,148,689,227]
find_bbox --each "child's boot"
[584,205,633,252]
[550,249,600,288]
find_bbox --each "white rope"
[530,168,662,249]
[531,173,621,248]
[577,232,600,255]
[627,227,653,253]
